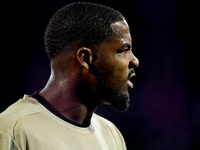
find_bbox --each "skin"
[39,20,139,125]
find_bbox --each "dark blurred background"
[1,0,199,149]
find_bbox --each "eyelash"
[118,48,132,53]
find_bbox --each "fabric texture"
[0,95,126,150]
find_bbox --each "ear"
[76,47,93,70]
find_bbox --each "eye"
[118,49,130,53]
[118,44,132,53]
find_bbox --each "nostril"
[129,56,139,69]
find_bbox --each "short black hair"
[44,2,125,60]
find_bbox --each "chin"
[96,80,130,111]
[110,92,130,112]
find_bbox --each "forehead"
[110,20,130,39]
[100,20,132,48]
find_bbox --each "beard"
[109,92,130,112]
[96,78,130,112]
[89,63,131,112]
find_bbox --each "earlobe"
[76,47,93,70]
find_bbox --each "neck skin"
[39,53,100,125]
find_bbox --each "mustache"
[128,69,135,79]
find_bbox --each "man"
[0,2,139,149]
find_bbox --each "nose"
[129,53,139,69]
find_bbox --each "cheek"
[113,64,128,85]
[114,56,129,79]
[105,61,128,86]
[94,54,129,87]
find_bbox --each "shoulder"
[92,113,116,127]
[92,113,127,149]
[92,113,123,138]
[0,95,42,137]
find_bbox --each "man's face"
[92,20,139,111]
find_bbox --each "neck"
[39,71,100,125]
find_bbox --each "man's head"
[44,2,139,112]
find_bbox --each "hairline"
[50,19,126,61]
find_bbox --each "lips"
[127,72,136,89]
[127,80,134,89]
